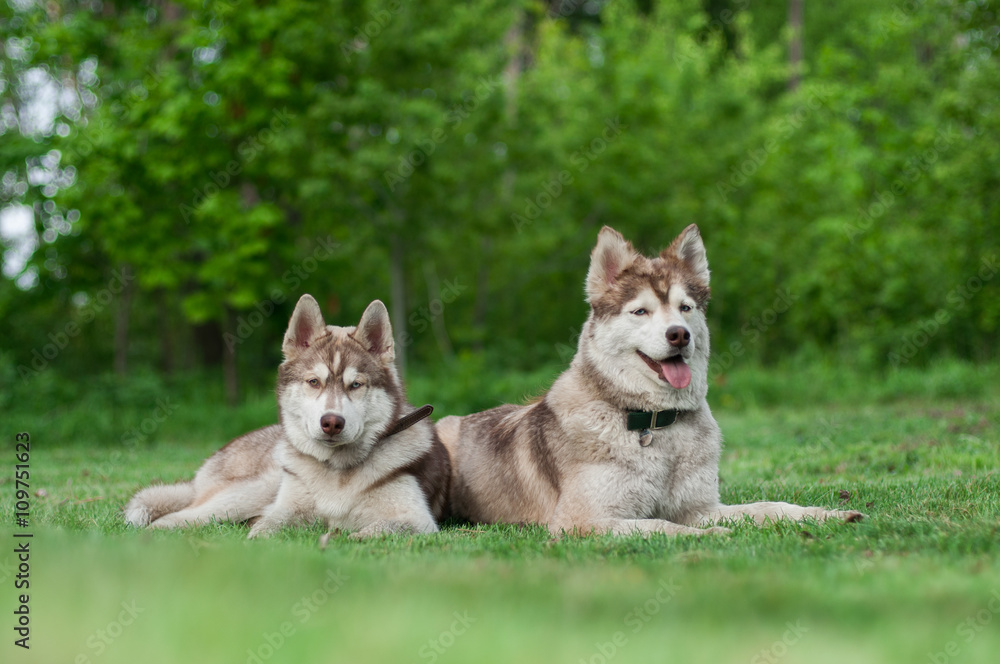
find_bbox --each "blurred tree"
[0,0,997,406]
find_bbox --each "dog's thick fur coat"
[438,225,863,536]
[125,296,449,538]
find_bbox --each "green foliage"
[0,0,997,391]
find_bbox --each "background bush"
[1,0,997,409]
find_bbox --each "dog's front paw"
[124,503,151,527]
[831,509,866,523]
[348,526,402,541]
[348,520,423,540]
[148,514,184,529]
[667,524,730,536]
[247,521,276,539]
[348,529,375,541]
[798,505,867,524]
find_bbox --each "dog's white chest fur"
[567,399,722,523]
[278,445,373,527]
[282,449,358,527]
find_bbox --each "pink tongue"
[660,358,691,389]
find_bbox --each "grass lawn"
[2,362,999,664]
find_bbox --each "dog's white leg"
[348,518,438,540]
[549,518,729,538]
[346,479,440,540]
[125,481,195,526]
[697,502,865,526]
[246,500,299,538]
[246,478,307,539]
[150,478,275,529]
[246,507,297,538]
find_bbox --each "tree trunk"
[788,0,803,91]
[472,236,491,352]
[390,233,407,380]
[223,306,239,406]
[503,14,524,123]
[113,264,133,376]
[423,261,455,362]
[157,289,174,374]
[481,13,523,353]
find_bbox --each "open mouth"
[636,351,691,390]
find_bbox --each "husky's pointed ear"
[663,224,710,284]
[283,294,327,358]
[586,226,638,302]
[353,299,395,363]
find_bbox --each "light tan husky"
[125,295,449,538]
[437,225,863,536]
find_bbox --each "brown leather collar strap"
[381,404,434,439]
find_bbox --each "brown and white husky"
[437,225,863,536]
[125,295,449,538]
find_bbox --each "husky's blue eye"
[633,308,647,316]
[679,304,692,313]
[350,381,364,390]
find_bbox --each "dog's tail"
[124,482,196,527]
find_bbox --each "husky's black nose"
[320,414,346,436]
[666,325,691,348]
